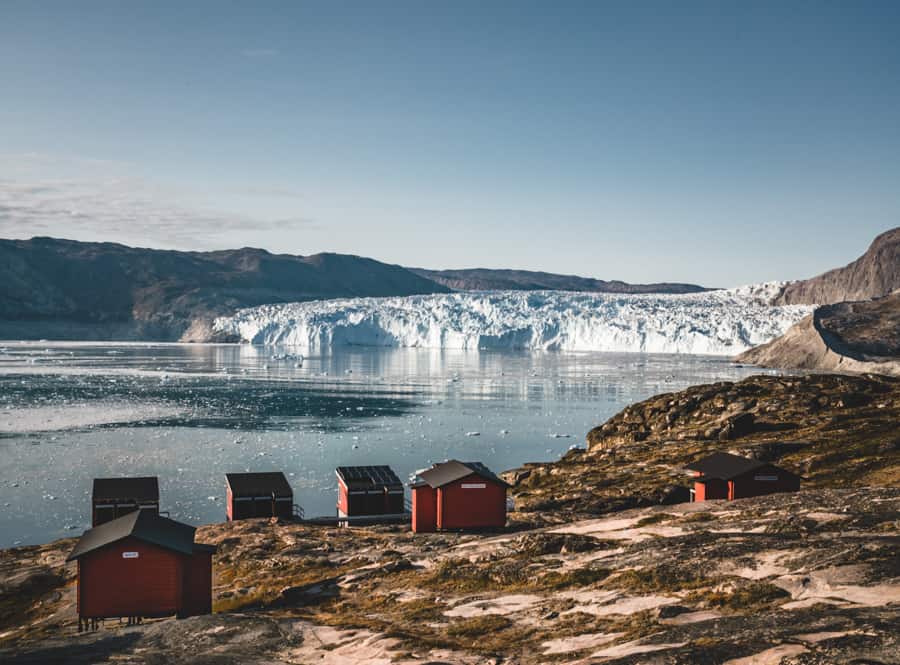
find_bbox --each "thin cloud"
[0,177,318,249]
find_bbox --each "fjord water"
[0,342,769,547]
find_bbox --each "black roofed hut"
[92,476,160,526]
[335,465,405,521]
[685,451,801,502]
[225,472,295,520]
[67,510,216,628]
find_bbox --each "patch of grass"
[446,615,512,638]
[635,513,671,527]
[682,511,715,523]
[701,581,790,611]
[606,565,710,593]
[537,566,611,590]
[421,558,528,593]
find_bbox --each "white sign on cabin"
[461,483,486,489]
[122,551,140,559]
[754,475,778,481]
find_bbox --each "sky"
[1,1,898,287]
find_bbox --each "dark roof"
[412,460,510,489]
[92,477,159,502]
[225,472,293,497]
[67,510,201,561]
[685,452,771,480]
[336,465,403,490]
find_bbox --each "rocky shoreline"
[1,373,898,664]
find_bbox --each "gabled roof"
[685,452,770,480]
[92,477,159,503]
[225,472,293,497]
[336,465,403,490]
[411,460,510,489]
[67,510,201,561]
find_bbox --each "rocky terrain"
[775,227,899,306]
[737,294,900,377]
[0,237,449,342]
[1,373,899,664]
[410,267,709,295]
[510,373,899,518]
[1,487,897,664]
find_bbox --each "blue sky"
[1,1,898,286]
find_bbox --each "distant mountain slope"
[409,267,710,294]
[736,293,900,377]
[775,227,900,305]
[0,238,450,341]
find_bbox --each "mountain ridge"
[0,237,451,341]
[775,226,900,305]
[0,237,715,342]
[410,266,710,294]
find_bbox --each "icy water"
[0,342,772,547]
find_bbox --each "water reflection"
[0,343,777,547]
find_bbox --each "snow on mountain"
[213,284,813,355]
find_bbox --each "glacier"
[213,282,814,355]
[213,284,814,356]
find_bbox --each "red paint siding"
[181,551,213,617]
[695,478,728,501]
[226,486,234,521]
[78,537,183,618]
[436,474,506,530]
[337,479,349,514]
[411,486,437,532]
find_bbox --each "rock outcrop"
[775,226,900,305]
[510,373,900,516]
[736,293,900,376]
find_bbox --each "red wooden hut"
[225,472,294,520]
[686,452,800,502]
[336,465,405,523]
[67,510,216,629]
[91,476,160,526]
[410,460,510,533]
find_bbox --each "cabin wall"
[731,466,800,500]
[78,536,183,619]
[226,486,234,521]
[181,551,213,617]
[337,479,350,514]
[411,486,437,532]
[228,492,292,520]
[437,474,506,530]
[92,501,159,527]
[695,478,728,501]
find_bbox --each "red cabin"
[225,472,294,521]
[410,460,510,533]
[336,465,405,524]
[91,476,160,526]
[686,452,801,502]
[67,510,216,628]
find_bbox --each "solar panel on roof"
[336,465,403,488]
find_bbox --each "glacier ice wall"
[213,284,814,355]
